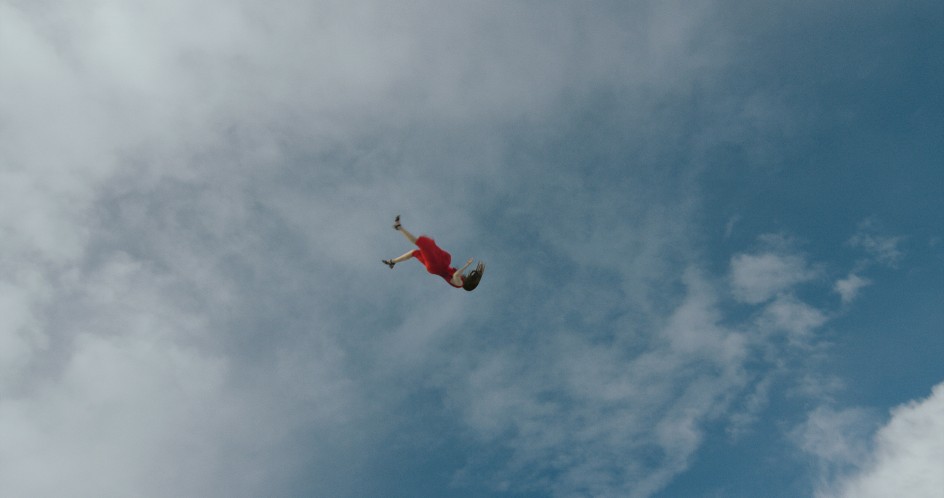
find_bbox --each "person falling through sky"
[383,215,485,291]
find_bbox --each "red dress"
[413,236,463,287]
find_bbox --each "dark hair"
[463,261,485,291]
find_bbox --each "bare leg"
[393,215,418,244]
[382,250,415,269]
[391,250,415,263]
[398,226,418,245]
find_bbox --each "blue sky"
[1,1,941,497]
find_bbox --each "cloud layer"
[1,1,940,497]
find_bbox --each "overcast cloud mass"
[1,1,942,497]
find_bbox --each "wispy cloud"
[730,244,819,304]
[757,294,828,344]
[834,273,872,305]
[848,219,904,268]
[792,406,876,472]
[447,269,750,498]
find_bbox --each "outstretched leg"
[382,250,415,269]
[393,215,418,244]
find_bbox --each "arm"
[451,258,474,286]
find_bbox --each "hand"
[466,257,474,265]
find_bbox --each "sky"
[1,1,942,497]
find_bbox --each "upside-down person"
[382,215,485,291]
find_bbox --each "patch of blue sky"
[650,2,944,497]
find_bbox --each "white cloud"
[0,266,52,388]
[757,294,828,343]
[834,273,871,304]
[0,249,364,497]
[818,382,944,498]
[447,270,749,497]
[5,1,925,497]
[3,1,736,495]
[848,220,904,268]
[793,406,875,469]
[730,250,818,304]
[0,333,231,497]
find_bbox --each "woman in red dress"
[383,215,485,291]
